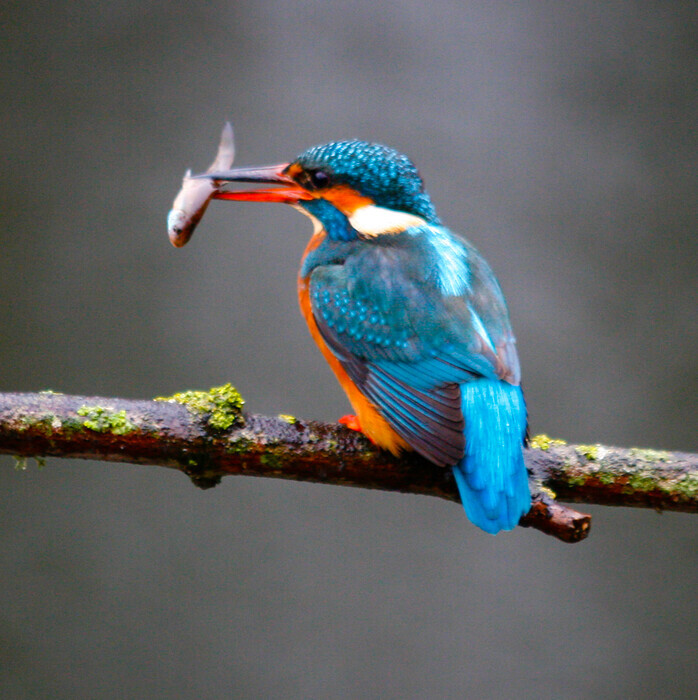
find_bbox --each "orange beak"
[193,164,313,204]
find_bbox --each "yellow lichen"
[77,406,135,435]
[576,444,602,461]
[155,383,244,431]
[529,434,567,451]
[539,485,557,499]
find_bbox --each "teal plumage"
[302,211,530,533]
[205,139,531,533]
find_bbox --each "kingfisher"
[201,140,531,534]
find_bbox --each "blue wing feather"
[308,224,530,532]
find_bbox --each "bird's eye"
[309,170,330,189]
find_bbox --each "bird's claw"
[338,414,362,432]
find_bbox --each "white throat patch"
[348,204,426,237]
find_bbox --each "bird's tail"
[452,380,530,534]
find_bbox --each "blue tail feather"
[453,380,530,534]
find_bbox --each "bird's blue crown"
[293,140,440,224]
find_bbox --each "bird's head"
[202,140,440,240]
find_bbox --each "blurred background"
[1,2,696,698]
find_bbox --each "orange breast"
[298,231,409,456]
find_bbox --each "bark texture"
[1,390,695,543]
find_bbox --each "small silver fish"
[167,122,235,247]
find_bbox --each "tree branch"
[1,389,695,544]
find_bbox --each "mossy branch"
[1,388,695,544]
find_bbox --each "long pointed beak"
[193,163,313,204]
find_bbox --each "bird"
[201,140,531,534]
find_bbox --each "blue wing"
[309,225,523,467]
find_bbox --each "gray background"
[1,2,696,698]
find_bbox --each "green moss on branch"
[0,388,696,544]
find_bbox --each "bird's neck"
[298,228,361,280]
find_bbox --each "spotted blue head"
[290,141,439,224]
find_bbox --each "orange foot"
[338,414,362,432]
[338,414,377,444]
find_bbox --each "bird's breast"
[297,229,409,456]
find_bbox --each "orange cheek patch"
[323,185,373,214]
